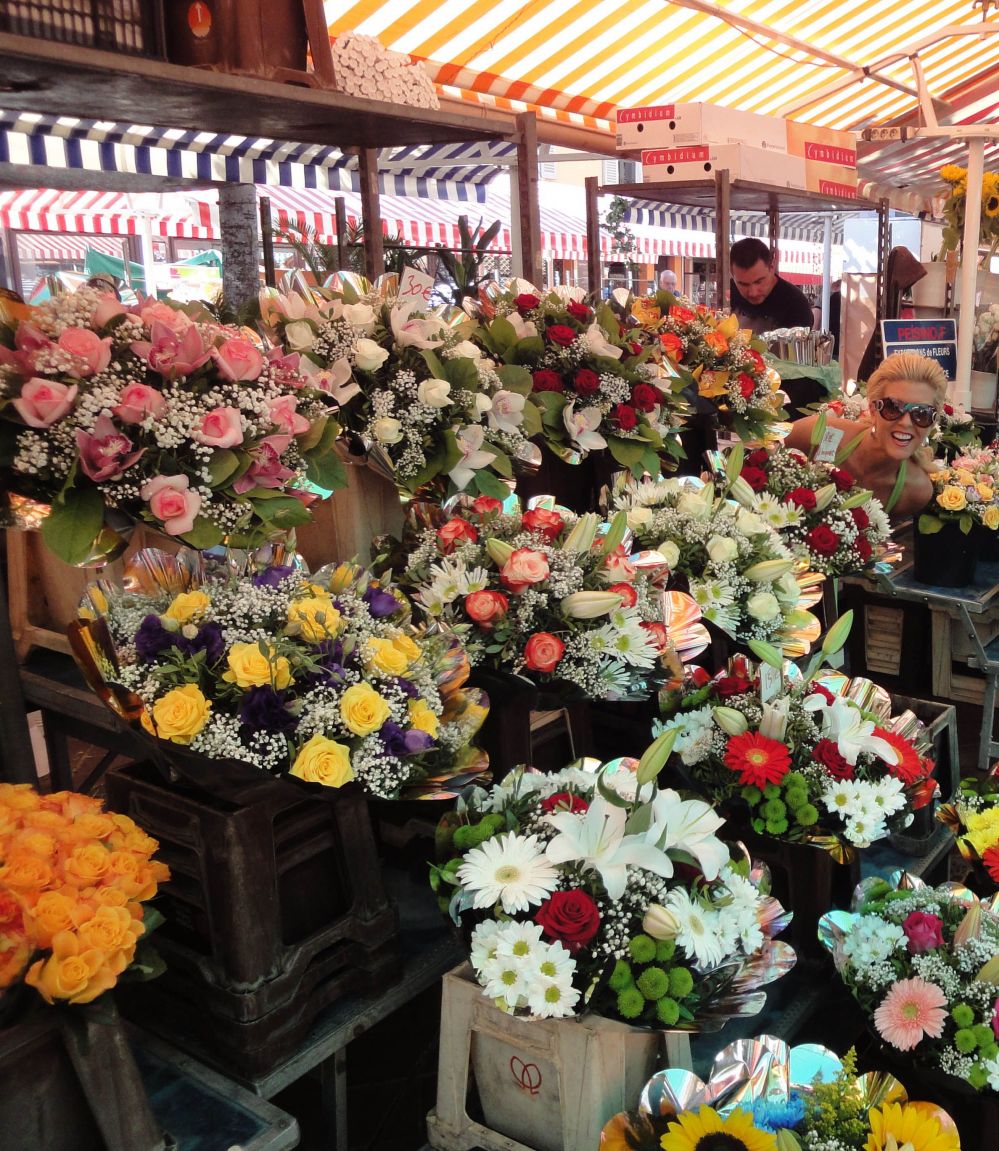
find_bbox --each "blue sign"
[882,340,957,380]
[881,318,958,381]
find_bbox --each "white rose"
[474,393,493,416]
[658,540,681,569]
[417,378,452,408]
[354,338,389,372]
[705,535,738,564]
[746,591,781,622]
[451,340,482,359]
[774,572,801,604]
[284,320,316,351]
[342,302,376,334]
[736,509,770,536]
[371,417,403,445]
[487,390,525,433]
[678,490,712,521]
[625,507,653,531]
[507,312,538,340]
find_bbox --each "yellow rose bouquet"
[0,784,169,1008]
[70,551,489,800]
[921,448,999,536]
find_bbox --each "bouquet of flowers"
[70,551,489,800]
[626,291,785,441]
[431,750,794,1027]
[730,445,891,576]
[601,1034,961,1151]
[0,287,346,565]
[398,498,680,701]
[612,474,822,651]
[921,450,999,535]
[821,388,870,423]
[0,783,169,1006]
[933,399,981,461]
[259,281,542,501]
[467,282,684,474]
[820,872,999,1095]
[940,163,999,263]
[655,635,937,859]
[938,765,999,888]
[973,304,999,376]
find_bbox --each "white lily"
[646,788,729,881]
[803,695,899,766]
[580,322,623,361]
[545,795,675,900]
[389,305,445,348]
[563,403,607,452]
[449,425,497,491]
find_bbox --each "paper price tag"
[759,661,783,703]
[814,426,843,464]
[398,266,435,307]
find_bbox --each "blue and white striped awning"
[622,200,854,243]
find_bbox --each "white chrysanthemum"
[663,886,729,969]
[822,780,862,818]
[855,777,907,818]
[456,832,559,914]
[469,919,504,973]
[843,813,887,847]
[495,920,546,961]
[525,952,580,1019]
[479,953,529,1004]
[841,915,905,966]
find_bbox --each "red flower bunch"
[723,732,791,788]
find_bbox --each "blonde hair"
[865,352,949,469]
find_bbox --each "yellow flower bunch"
[939,164,999,259]
[0,784,169,1006]
[924,452,999,531]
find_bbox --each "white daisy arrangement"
[430,744,794,1026]
[71,555,489,800]
[612,473,820,647]
[0,288,345,565]
[730,445,890,577]
[259,283,542,500]
[400,498,674,700]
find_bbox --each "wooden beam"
[585,176,601,299]
[514,113,542,286]
[715,170,731,310]
[356,147,383,281]
[335,197,348,272]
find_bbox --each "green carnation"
[668,967,693,998]
[952,1004,975,1028]
[954,1028,977,1054]
[741,785,762,805]
[636,967,669,1000]
[655,996,680,1026]
[609,959,634,992]
[763,783,782,800]
[784,787,808,811]
[452,825,478,849]
[761,799,786,820]
[765,818,789,835]
[795,804,819,828]
[783,771,806,789]
[656,939,676,962]
[629,935,657,964]
[617,988,645,1020]
[972,1024,994,1048]
[969,1064,989,1090]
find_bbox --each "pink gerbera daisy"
[874,977,948,1051]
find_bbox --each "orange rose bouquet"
[0,783,169,1008]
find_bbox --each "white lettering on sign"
[760,662,783,704]
[642,146,710,165]
[617,106,675,123]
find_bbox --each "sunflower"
[940,164,967,184]
[660,1105,777,1151]
[864,1101,961,1151]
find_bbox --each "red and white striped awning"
[14,232,131,262]
[0,189,215,239]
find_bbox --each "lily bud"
[563,513,598,553]
[842,488,874,510]
[713,706,749,736]
[759,699,790,742]
[813,483,837,512]
[954,903,982,949]
[561,591,624,619]
[636,728,677,785]
[744,558,795,582]
[821,611,855,659]
[485,538,515,566]
[729,476,756,507]
[643,903,680,940]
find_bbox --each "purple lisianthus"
[252,565,296,589]
[363,584,399,618]
[176,620,225,664]
[380,720,434,757]
[393,677,420,699]
[238,686,298,734]
[134,614,178,661]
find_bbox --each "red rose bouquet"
[431,752,793,1025]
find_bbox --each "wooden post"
[514,112,542,287]
[218,182,260,314]
[715,169,731,310]
[259,194,276,288]
[768,196,780,268]
[356,147,383,282]
[334,197,348,272]
[585,176,601,300]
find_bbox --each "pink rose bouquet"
[0,287,346,563]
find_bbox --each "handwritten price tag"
[759,661,783,703]
[814,426,843,464]
[399,266,435,306]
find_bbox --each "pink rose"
[601,545,637,585]
[14,321,53,357]
[213,338,263,381]
[91,297,127,328]
[500,548,550,593]
[75,414,144,482]
[113,383,166,424]
[12,378,78,428]
[267,395,310,435]
[138,301,192,333]
[140,475,201,536]
[196,406,244,449]
[131,322,211,379]
[523,632,565,673]
[55,328,112,377]
[232,435,294,494]
[902,910,944,954]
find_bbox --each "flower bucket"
[971,369,998,412]
[912,521,981,588]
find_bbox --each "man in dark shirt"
[728,237,815,335]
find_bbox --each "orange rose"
[27,890,94,948]
[90,886,132,911]
[9,828,58,858]
[23,930,113,1004]
[23,810,67,832]
[0,784,43,811]
[62,843,112,886]
[0,853,54,892]
[66,813,117,842]
[75,905,143,958]
[703,329,729,355]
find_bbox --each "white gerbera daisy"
[457,832,559,914]
[663,886,727,969]
[534,940,576,982]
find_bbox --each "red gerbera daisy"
[874,728,930,785]
[723,732,792,787]
[982,845,999,884]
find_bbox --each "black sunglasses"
[871,396,938,429]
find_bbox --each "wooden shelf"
[599,178,867,213]
[0,33,512,149]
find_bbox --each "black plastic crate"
[1,0,165,58]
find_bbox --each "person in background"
[784,352,945,520]
[729,237,814,336]
[657,268,678,293]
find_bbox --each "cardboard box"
[617,102,788,152]
[641,143,806,188]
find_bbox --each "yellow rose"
[145,684,212,744]
[340,683,392,736]
[984,505,999,530]
[936,485,967,512]
[934,468,951,482]
[163,590,211,625]
[287,596,341,642]
[954,469,975,487]
[408,698,440,738]
[327,563,360,593]
[392,634,422,666]
[223,642,293,689]
[289,734,354,788]
[978,484,995,502]
[364,637,410,677]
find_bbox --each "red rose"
[532,370,564,393]
[669,305,696,324]
[746,350,766,372]
[806,524,841,556]
[808,684,837,705]
[464,590,509,627]
[851,507,870,530]
[523,632,565,673]
[689,666,712,687]
[540,791,589,815]
[659,332,684,359]
[943,402,955,416]
[640,621,670,652]
[522,507,565,542]
[902,910,944,954]
[737,372,757,400]
[787,486,817,510]
[715,674,752,698]
[515,293,540,311]
[631,383,659,412]
[437,517,479,554]
[546,324,576,347]
[740,465,769,492]
[614,403,639,430]
[573,368,601,397]
[813,737,853,780]
[830,468,855,492]
[566,301,591,322]
[534,889,600,950]
[471,496,503,517]
[607,582,638,607]
[855,536,873,562]
[627,341,642,356]
[746,449,769,468]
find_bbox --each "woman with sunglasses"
[785,352,946,520]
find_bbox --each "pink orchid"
[266,348,306,388]
[75,414,144,482]
[232,435,294,494]
[131,321,211,379]
[14,321,53,356]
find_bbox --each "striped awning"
[0,188,214,238]
[14,232,130,262]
